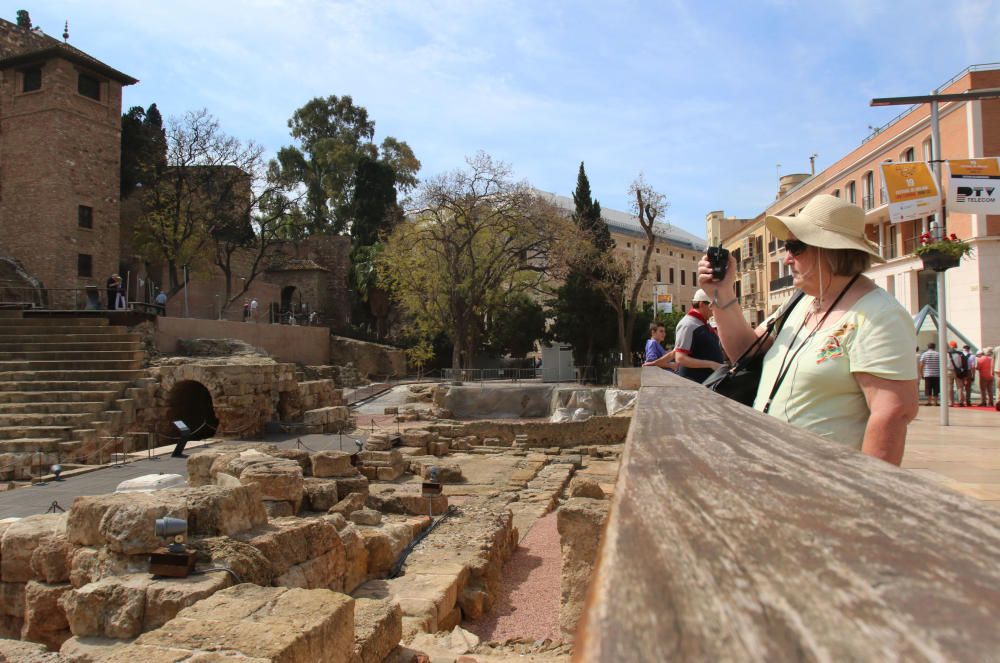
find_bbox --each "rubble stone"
[350,508,383,526]
[312,450,355,478]
[359,524,413,577]
[66,493,187,553]
[399,430,433,450]
[351,598,402,663]
[367,486,448,516]
[329,492,368,518]
[239,461,304,513]
[303,478,342,512]
[568,476,605,499]
[1,514,67,583]
[337,525,369,594]
[557,497,610,637]
[334,475,370,501]
[22,580,71,650]
[237,517,341,579]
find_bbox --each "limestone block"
[0,639,53,661]
[352,598,402,663]
[550,454,583,468]
[188,451,231,486]
[329,492,368,518]
[557,497,610,637]
[274,546,346,593]
[1,514,67,583]
[20,583,70,650]
[420,463,463,484]
[240,462,304,513]
[215,472,242,487]
[367,486,448,517]
[359,524,412,577]
[376,465,406,481]
[458,588,487,620]
[59,636,132,662]
[271,448,313,476]
[238,517,340,578]
[363,438,393,452]
[338,526,369,594]
[384,407,399,415]
[126,585,355,663]
[1,580,26,619]
[357,449,403,467]
[324,513,349,531]
[451,436,476,450]
[304,478,342,512]
[264,500,296,518]
[225,450,280,478]
[483,437,501,447]
[312,450,355,478]
[430,440,451,457]
[142,572,232,632]
[193,537,273,587]
[438,606,462,633]
[115,474,186,493]
[170,484,268,537]
[354,572,461,629]
[350,509,383,526]
[568,476,605,499]
[335,475,370,501]
[0,614,24,640]
[399,430,433,449]
[67,547,145,589]
[60,574,150,639]
[66,493,187,554]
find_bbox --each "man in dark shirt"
[673,289,725,382]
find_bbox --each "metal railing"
[442,367,541,382]
[769,274,794,292]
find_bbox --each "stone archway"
[166,380,219,440]
[281,286,297,315]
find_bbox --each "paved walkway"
[901,405,1000,509]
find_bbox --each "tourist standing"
[963,345,976,407]
[644,322,667,363]
[154,290,167,315]
[918,343,941,407]
[673,289,725,383]
[250,298,259,322]
[105,274,120,310]
[976,349,994,407]
[947,342,968,406]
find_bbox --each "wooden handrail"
[576,368,1000,661]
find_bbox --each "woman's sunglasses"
[784,239,809,256]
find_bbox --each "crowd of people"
[919,342,997,408]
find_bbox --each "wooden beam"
[576,368,1000,661]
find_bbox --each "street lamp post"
[871,87,1000,426]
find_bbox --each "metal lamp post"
[870,87,1000,426]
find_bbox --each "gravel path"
[467,510,564,643]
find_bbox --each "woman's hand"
[697,253,738,301]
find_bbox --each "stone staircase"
[0,310,151,480]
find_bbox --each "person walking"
[976,349,994,407]
[918,343,941,406]
[154,290,167,315]
[962,345,976,407]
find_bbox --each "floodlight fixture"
[51,464,63,481]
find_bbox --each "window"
[681,304,686,312]
[832,189,840,197]
[922,139,933,161]
[903,147,915,162]
[656,265,662,281]
[692,271,697,285]
[846,181,856,204]
[656,248,660,254]
[669,251,674,256]
[669,267,674,284]
[77,254,93,277]
[22,66,42,92]
[78,73,101,100]
[681,270,686,286]
[78,205,93,229]
[626,242,631,248]
[862,171,875,210]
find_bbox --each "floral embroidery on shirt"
[816,322,857,364]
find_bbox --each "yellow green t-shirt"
[753,287,917,448]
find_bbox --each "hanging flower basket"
[914,232,972,272]
[919,249,961,272]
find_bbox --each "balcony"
[862,193,876,211]
[769,274,794,291]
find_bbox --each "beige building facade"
[720,64,1000,349]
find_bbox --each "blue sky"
[19,1,1000,239]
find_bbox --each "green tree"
[548,162,619,368]
[349,156,402,248]
[486,293,546,358]
[121,103,166,197]
[379,153,572,368]
[15,10,31,28]
[273,95,419,236]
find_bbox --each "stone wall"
[428,416,631,448]
[329,336,407,379]
[156,316,331,365]
[557,494,610,638]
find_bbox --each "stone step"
[0,411,98,428]
[0,349,145,361]
[0,437,66,453]
[0,340,142,352]
[0,401,108,415]
[4,317,110,327]
[0,425,74,441]
[0,358,142,372]
[0,369,145,382]
[0,381,128,393]
[0,325,127,336]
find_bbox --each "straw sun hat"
[765,194,884,263]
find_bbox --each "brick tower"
[0,17,136,308]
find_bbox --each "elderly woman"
[698,194,918,465]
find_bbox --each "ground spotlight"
[51,464,63,481]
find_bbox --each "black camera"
[707,245,729,281]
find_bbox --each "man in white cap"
[673,289,725,383]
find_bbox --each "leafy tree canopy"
[486,293,546,358]
[16,10,31,28]
[273,95,420,237]
[121,103,166,196]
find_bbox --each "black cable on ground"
[388,505,457,578]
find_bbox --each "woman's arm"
[697,254,767,359]
[855,373,919,465]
